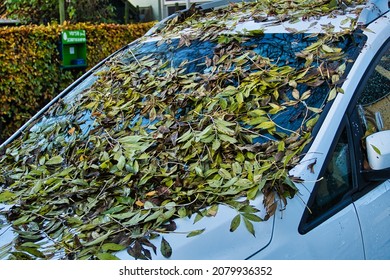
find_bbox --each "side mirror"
[366,130,390,170]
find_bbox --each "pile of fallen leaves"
[0,0,366,259]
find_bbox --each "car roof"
[146,0,388,41]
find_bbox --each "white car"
[0,0,389,260]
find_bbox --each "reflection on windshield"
[24,33,364,148]
[0,202,14,259]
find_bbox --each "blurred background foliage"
[3,0,118,24]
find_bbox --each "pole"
[124,1,129,24]
[158,0,162,20]
[59,0,65,24]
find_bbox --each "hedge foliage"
[0,21,155,143]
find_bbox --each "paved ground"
[366,95,390,130]
[361,54,390,131]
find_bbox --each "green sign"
[62,30,86,44]
[60,30,87,69]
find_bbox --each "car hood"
[116,194,273,260]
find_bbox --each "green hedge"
[0,21,155,143]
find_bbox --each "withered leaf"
[307,159,317,174]
[128,241,148,260]
[170,131,179,146]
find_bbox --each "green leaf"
[0,242,13,260]
[277,140,285,152]
[243,217,256,237]
[306,114,320,130]
[232,162,242,175]
[186,228,205,238]
[97,252,120,260]
[117,155,126,171]
[371,144,381,155]
[177,129,193,143]
[239,204,258,214]
[160,237,172,258]
[242,213,262,222]
[193,212,204,224]
[20,242,40,248]
[13,215,33,226]
[70,179,88,186]
[178,207,187,218]
[229,214,241,232]
[222,177,239,188]
[218,168,232,180]
[103,205,127,215]
[46,155,63,165]
[218,133,238,144]
[110,211,136,220]
[10,252,34,260]
[84,231,112,247]
[256,121,275,130]
[144,209,163,222]
[0,190,16,202]
[212,139,221,151]
[247,186,259,200]
[102,243,126,252]
[118,135,144,144]
[16,246,45,258]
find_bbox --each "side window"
[307,128,353,222]
[357,46,390,134]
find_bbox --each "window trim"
[298,117,356,234]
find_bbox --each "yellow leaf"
[68,127,76,135]
[256,121,275,130]
[145,191,157,197]
[292,89,300,100]
[135,200,144,207]
[321,44,335,53]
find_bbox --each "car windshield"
[15,32,364,145]
[0,30,365,259]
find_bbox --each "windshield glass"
[0,30,365,260]
[8,32,363,146]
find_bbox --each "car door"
[297,120,365,259]
[349,41,390,259]
[354,180,390,259]
[297,38,390,260]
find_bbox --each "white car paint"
[354,180,390,259]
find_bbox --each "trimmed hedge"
[0,21,155,143]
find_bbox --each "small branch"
[267,114,301,137]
